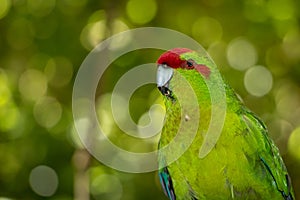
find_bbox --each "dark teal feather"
[159,167,176,200]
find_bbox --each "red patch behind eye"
[195,64,210,78]
[157,48,192,69]
[169,48,193,55]
[157,48,211,78]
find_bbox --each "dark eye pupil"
[187,60,193,67]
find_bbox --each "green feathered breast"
[157,49,294,200]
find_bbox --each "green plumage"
[157,49,294,200]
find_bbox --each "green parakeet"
[156,48,294,200]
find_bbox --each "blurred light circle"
[0,103,20,132]
[90,174,123,200]
[18,69,47,102]
[0,70,20,132]
[108,20,131,50]
[267,0,295,20]
[0,0,11,19]
[126,0,157,24]
[244,66,273,97]
[88,9,106,23]
[227,38,257,70]
[282,30,300,62]
[192,17,223,47]
[33,96,62,128]
[288,127,300,160]
[80,10,108,51]
[44,57,73,87]
[80,20,107,51]
[29,165,59,197]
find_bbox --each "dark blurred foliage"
[0,0,300,199]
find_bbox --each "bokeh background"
[0,0,300,199]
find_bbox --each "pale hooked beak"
[157,64,174,99]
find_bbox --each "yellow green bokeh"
[192,17,223,47]
[33,97,62,128]
[227,38,257,71]
[0,0,300,199]
[244,66,273,97]
[126,0,157,24]
[288,127,300,160]
[18,69,47,102]
[267,0,295,20]
[0,0,11,19]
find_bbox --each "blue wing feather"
[159,167,176,200]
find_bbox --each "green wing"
[242,109,294,200]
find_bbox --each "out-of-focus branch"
[73,149,91,200]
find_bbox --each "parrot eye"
[186,60,194,69]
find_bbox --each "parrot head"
[156,48,212,100]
